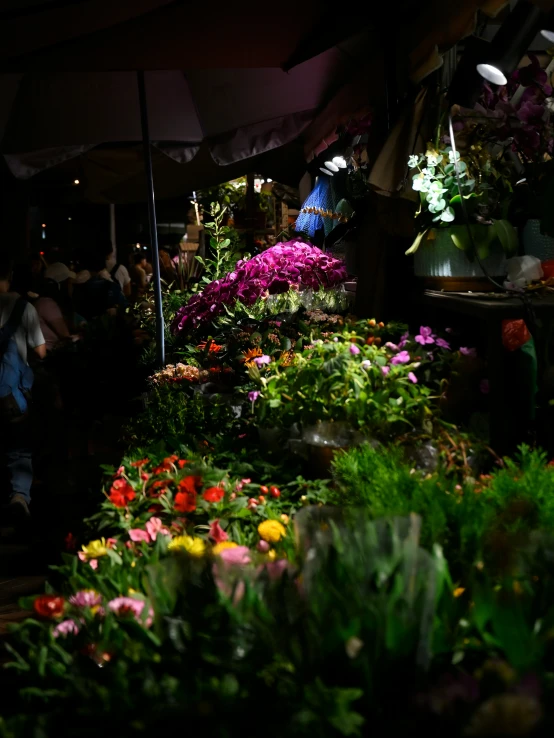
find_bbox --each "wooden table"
[421,291,554,455]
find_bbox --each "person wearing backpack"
[0,257,45,521]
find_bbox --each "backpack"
[0,298,34,423]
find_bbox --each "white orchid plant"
[406,146,517,259]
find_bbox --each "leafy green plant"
[195,202,244,285]
[406,147,517,258]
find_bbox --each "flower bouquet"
[406,144,517,285]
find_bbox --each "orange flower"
[198,340,222,354]
[131,458,150,468]
[242,347,263,366]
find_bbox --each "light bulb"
[68,217,72,221]
[319,167,334,176]
[41,223,46,228]
[476,63,507,86]
[73,179,80,185]
[332,156,347,169]
[267,178,273,182]
[324,160,339,172]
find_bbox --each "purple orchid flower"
[248,391,260,403]
[436,338,451,350]
[349,344,360,355]
[253,355,271,367]
[408,372,418,384]
[460,347,477,358]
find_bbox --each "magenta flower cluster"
[171,241,347,335]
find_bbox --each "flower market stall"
[7,3,554,737]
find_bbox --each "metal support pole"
[137,71,165,367]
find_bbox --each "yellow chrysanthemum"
[81,538,108,559]
[258,520,286,543]
[212,541,238,555]
[167,535,206,558]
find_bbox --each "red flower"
[150,479,172,492]
[131,458,150,468]
[208,519,228,543]
[109,479,136,508]
[177,459,189,469]
[152,455,179,474]
[203,487,224,503]
[174,475,202,513]
[34,595,65,619]
[65,532,77,552]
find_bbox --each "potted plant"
[406,144,517,290]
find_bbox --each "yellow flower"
[258,520,286,543]
[212,541,238,555]
[280,514,290,525]
[167,535,206,558]
[453,587,465,598]
[81,538,108,559]
[267,549,277,561]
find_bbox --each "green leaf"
[491,219,518,257]
[405,228,429,255]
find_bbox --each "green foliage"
[195,202,244,286]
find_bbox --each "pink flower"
[385,342,398,352]
[436,338,450,350]
[219,546,251,567]
[145,517,170,541]
[415,326,435,346]
[69,590,102,608]
[53,619,80,638]
[408,372,418,384]
[129,529,150,543]
[460,347,477,358]
[398,332,409,349]
[248,390,260,403]
[253,355,270,367]
[260,559,290,580]
[209,519,228,544]
[391,350,410,365]
[89,559,98,570]
[381,366,390,376]
[108,597,154,628]
[349,344,360,355]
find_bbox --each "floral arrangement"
[148,363,209,387]
[171,241,347,335]
[406,146,517,257]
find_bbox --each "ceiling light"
[319,167,334,176]
[332,156,347,169]
[324,160,339,172]
[476,63,507,86]
[266,178,273,182]
[541,29,554,43]
[41,223,46,228]
[73,179,80,185]
[68,217,72,221]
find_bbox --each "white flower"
[426,150,441,167]
[408,154,421,168]
[440,206,455,222]
[412,174,429,192]
[361,360,371,370]
[421,167,435,178]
